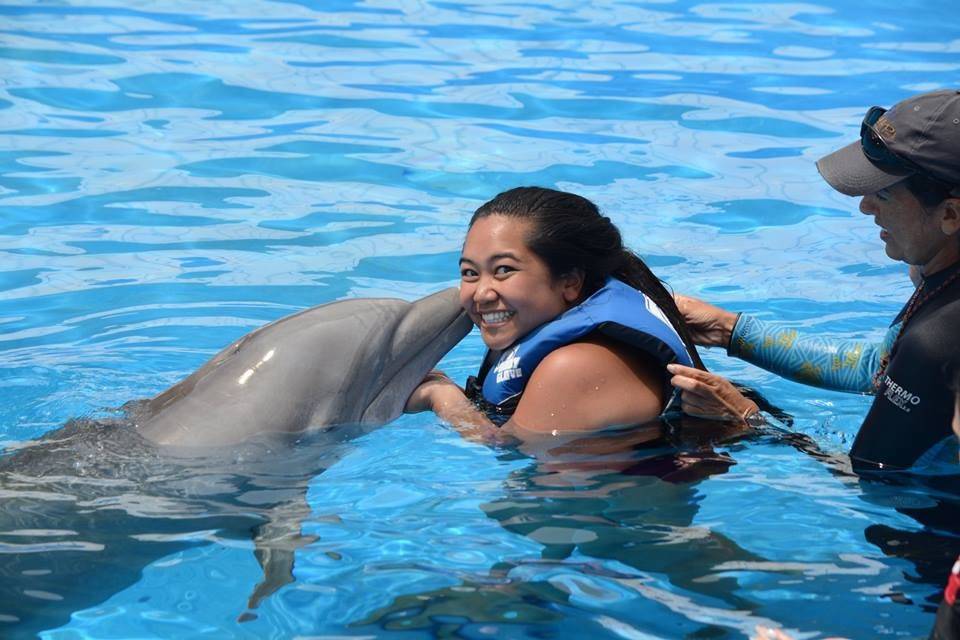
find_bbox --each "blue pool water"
[2,0,959,637]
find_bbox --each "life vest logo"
[494,346,522,384]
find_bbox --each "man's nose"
[859,194,877,216]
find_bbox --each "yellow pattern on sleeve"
[798,362,822,384]
[776,330,798,350]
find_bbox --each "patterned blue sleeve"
[727,314,898,393]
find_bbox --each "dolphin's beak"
[359,288,473,425]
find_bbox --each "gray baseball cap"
[816,89,960,196]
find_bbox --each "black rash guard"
[851,261,960,469]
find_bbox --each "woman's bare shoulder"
[509,336,665,433]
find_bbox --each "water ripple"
[1,0,956,638]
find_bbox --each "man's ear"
[939,197,960,236]
[560,269,585,303]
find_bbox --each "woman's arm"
[675,294,892,394]
[406,336,666,443]
[403,371,507,444]
[729,315,893,393]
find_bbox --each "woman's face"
[459,215,581,351]
[858,181,956,274]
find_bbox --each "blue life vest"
[472,278,694,419]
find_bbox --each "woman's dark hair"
[905,173,956,208]
[470,186,705,369]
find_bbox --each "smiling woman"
[404,186,708,441]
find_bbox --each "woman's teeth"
[482,311,514,324]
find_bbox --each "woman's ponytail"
[614,250,705,370]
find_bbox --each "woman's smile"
[480,310,515,325]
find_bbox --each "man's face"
[858,181,953,273]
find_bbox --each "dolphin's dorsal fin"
[241,494,319,616]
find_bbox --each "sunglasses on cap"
[860,106,955,188]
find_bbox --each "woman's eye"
[460,268,478,279]
[494,265,515,276]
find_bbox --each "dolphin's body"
[133,287,473,447]
[0,289,472,638]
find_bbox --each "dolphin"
[131,286,473,448]
[0,288,472,638]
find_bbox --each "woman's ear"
[560,269,585,303]
[940,197,960,237]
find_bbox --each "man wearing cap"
[667,89,960,470]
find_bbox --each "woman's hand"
[404,370,461,414]
[673,294,739,348]
[667,363,759,425]
[404,370,507,444]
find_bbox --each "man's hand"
[673,294,739,348]
[667,363,759,425]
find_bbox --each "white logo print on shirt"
[880,374,921,413]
